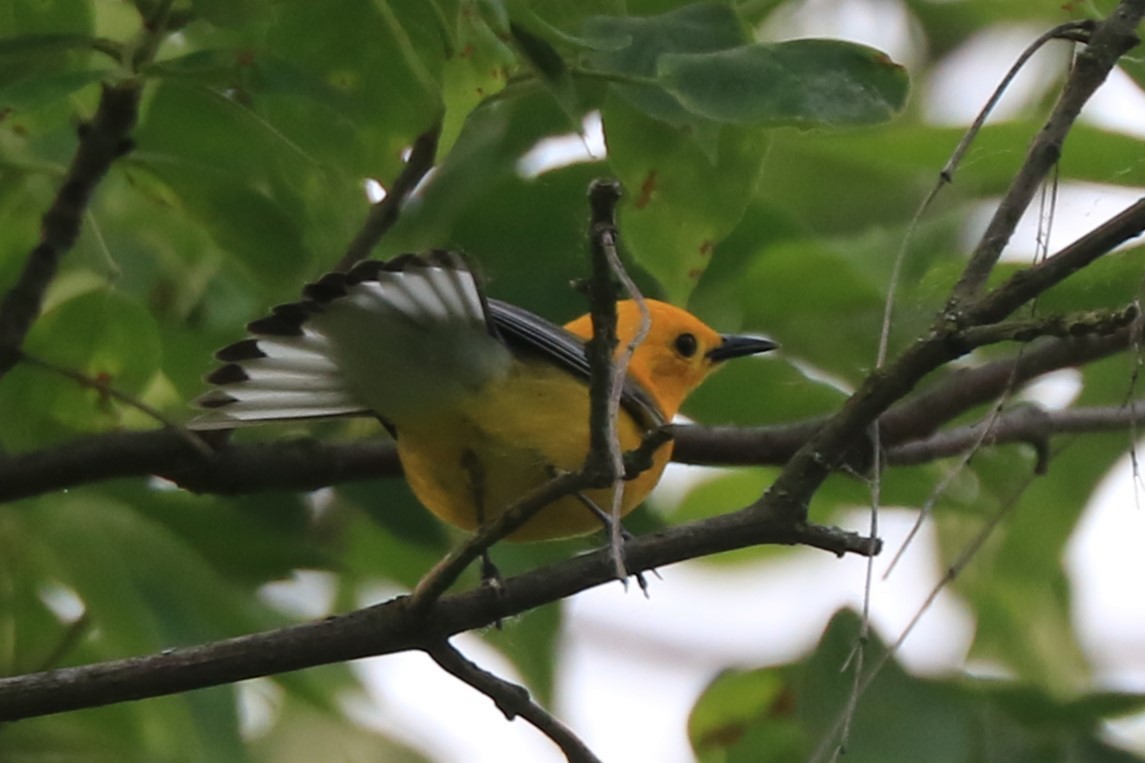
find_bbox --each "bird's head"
[566,300,777,419]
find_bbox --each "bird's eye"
[674,332,698,358]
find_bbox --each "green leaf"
[438,2,515,154]
[0,290,161,448]
[583,2,750,127]
[603,94,768,302]
[509,20,581,127]
[659,39,910,126]
[191,0,270,28]
[0,33,97,57]
[689,667,805,763]
[0,67,107,111]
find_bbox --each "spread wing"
[190,252,663,432]
[189,251,508,430]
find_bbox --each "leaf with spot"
[603,94,768,303]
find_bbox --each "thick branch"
[0,325,1133,503]
[0,511,876,721]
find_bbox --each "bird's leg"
[462,449,505,597]
[569,490,655,597]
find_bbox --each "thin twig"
[425,639,602,763]
[949,9,1142,303]
[940,21,1093,188]
[957,304,1139,348]
[19,352,213,458]
[810,458,1042,763]
[585,179,651,583]
[335,121,442,272]
[886,402,1145,465]
[970,197,1145,325]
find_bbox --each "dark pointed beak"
[706,334,779,362]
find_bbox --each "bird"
[190,251,776,541]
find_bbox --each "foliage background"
[1,0,1144,761]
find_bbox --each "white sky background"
[258,3,1145,761]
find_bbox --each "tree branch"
[886,401,1145,466]
[970,197,1145,325]
[0,323,1135,504]
[0,510,876,721]
[948,2,1143,302]
[335,120,442,272]
[0,81,142,380]
[425,639,602,763]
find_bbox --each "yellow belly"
[393,359,671,541]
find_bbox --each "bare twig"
[335,121,442,272]
[970,197,1145,325]
[949,7,1143,303]
[585,178,649,583]
[425,639,602,763]
[886,402,1145,465]
[811,458,1041,763]
[957,304,1139,348]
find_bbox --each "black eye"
[674,332,698,358]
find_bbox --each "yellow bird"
[191,252,775,540]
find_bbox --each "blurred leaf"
[0,32,98,58]
[482,601,562,705]
[583,2,749,127]
[690,667,805,763]
[0,67,108,112]
[251,695,430,763]
[0,290,161,448]
[660,39,909,126]
[191,0,269,28]
[509,20,581,127]
[692,610,1145,762]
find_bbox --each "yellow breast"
[393,356,671,541]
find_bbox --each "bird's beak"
[706,334,778,362]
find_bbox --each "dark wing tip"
[303,272,349,303]
[206,363,250,385]
[246,302,317,336]
[215,338,267,362]
[197,389,239,409]
[347,251,472,284]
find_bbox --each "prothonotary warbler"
[190,251,776,541]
